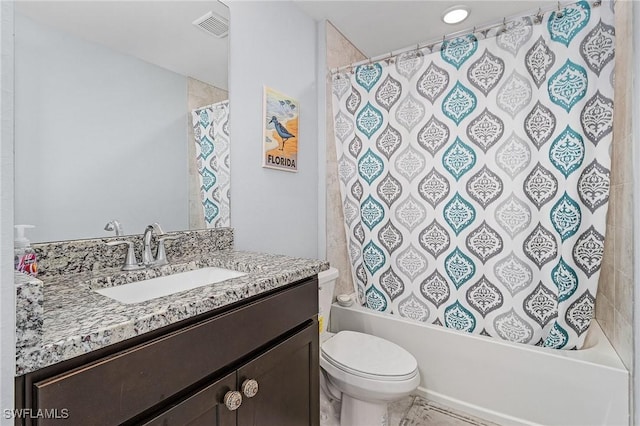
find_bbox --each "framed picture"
[262,86,298,172]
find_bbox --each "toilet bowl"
[318,268,420,426]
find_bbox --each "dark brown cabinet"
[16,277,319,426]
[142,323,318,426]
[236,323,318,426]
[141,371,237,426]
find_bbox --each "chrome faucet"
[142,223,164,266]
[141,223,180,267]
[106,222,180,271]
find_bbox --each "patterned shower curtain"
[192,100,231,228]
[331,1,615,349]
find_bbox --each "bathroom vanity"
[14,228,327,426]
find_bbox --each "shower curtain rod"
[330,0,602,75]
[193,99,229,112]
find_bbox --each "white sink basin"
[95,267,247,304]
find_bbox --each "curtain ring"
[500,17,507,34]
[534,7,543,24]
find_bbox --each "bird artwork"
[263,87,299,172]
[269,116,295,150]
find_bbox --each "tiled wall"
[325,22,366,297]
[187,77,228,230]
[595,0,634,370]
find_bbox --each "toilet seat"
[321,331,418,381]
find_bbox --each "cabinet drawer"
[33,278,317,425]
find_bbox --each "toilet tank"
[318,267,339,334]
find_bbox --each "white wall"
[227,1,319,259]
[14,14,189,243]
[0,2,14,423]
[633,2,640,423]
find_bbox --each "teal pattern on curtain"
[192,100,231,227]
[331,1,615,349]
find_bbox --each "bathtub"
[329,302,629,426]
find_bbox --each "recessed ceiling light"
[442,5,470,24]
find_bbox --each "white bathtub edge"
[330,302,630,426]
[414,386,542,426]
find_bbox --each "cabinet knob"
[241,379,259,398]
[223,390,243,411]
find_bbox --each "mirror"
[14,1,230,243]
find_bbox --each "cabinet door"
[237,322,319,426]
[140,371,237,426]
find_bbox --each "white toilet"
[318,267,420,426]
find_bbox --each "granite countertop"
[17,250,329,375]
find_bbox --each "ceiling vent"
[193,11,228,38]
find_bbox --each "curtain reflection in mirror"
[192,101,231,228]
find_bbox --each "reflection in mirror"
[14,1,229,243]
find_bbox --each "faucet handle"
[106,240,143,271]
[104,220,123,236]
[154,235,180,266]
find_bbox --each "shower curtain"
[331,1,615,349]
[192,100,231,228]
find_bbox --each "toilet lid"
[321,331,418,381]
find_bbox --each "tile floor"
[321,392,500,426]
[399,397,500,426]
